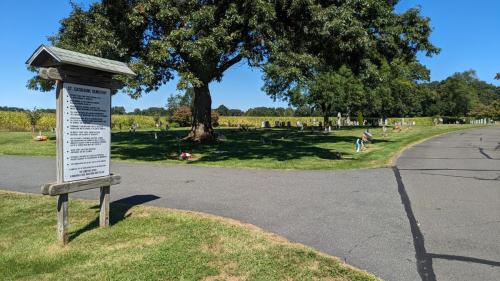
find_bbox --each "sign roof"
[26,45,135,76]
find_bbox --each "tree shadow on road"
[393,167,500,281]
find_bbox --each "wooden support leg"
[57,194,69,245]
[100,186,110,227]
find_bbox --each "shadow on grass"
[69,194,160,242]
[110,129,389,163]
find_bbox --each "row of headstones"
[260,119,367,129]
[470,118,492,124]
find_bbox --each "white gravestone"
[62,83,111,182]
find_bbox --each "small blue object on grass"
[355,138,363,152]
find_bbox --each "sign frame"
[27,45,135,245]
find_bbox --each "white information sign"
[62,83,111,182]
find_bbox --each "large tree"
[29,0,438,141]
[364,58,431,118]
[431,71,484,117]
[29,0,281,142]
[306,66,364,124]
[263,2,439,116]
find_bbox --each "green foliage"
[263,2,439,109]
[26,108,42,132]
[469,101,500,118]
[357,112,364,126]
[0,111,29,131]
[293,105,322,117]
[26,0,440,139]
[418,70,500,117]
[215,105,230,116]
[127,116,135,127]
[0,106,27,112]
[169,122,180,128]
[362,59,430,118]
[111,115,167,130]
[229,109,244,116]
[167,89,194,119]
[153,115,161,126]
[245,107,294,117]
[28,1,279,95]
[111,106,126,115]
[211,110,220,127]
[439,72,478,116]
[306,66,364,119]
[141,107,168,116]
[171,106,192,127]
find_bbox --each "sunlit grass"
[0,191,380,281]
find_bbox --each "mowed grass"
[0,125,483,170]
[0,191,380,281]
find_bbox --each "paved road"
[395,127,500,281]
[0,127,498,281]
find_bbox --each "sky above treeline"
[0,0,498,111]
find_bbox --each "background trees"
[306,66,364,124]
[111,106,126,115]
[215,105,230,116]
[262,2,439,123]
[417,70,499,117]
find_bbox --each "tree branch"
[217,54,243,77]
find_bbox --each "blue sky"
[0,0,498,111]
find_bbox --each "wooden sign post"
[27,45,135,245]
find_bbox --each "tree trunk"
[323,115,329,127]
[184,84,215,142]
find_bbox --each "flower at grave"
[34,135,48,141]
[180,151,192,160]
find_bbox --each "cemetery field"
[0,191,380,281]
[0,124,483,170]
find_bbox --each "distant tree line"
[0,106,55,113]
[111,106,168,116]
[6,70,499,121]
[417,70,500,118]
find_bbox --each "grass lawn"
[0,191,380,281]
[0,124,484,170]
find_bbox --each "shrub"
[169,122,180,128]
[26,108,42,133]
[153,115,161,127]
[171,106,192,127]
[357,111,364,126]
[127,116,135,127]
[211,110,220,127]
